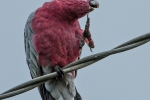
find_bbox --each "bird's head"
[47,0,99,21]
[61,0,99,19]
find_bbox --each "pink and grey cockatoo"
[24,0,99,100]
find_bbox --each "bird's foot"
[80,15,95,51]
[53,65,64,77]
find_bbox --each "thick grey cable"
[0,37,149,99]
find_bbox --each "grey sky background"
[0,0,150,100]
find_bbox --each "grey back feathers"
[24,12,38,78]
[24,12,55,100]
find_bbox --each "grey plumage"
[24,12,56,100]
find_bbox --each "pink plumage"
[25,0,99,99]
[32,0,90,67]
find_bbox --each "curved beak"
[89,0,99,12]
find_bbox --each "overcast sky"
[0,0,150,100]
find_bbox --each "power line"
[0,32,150,100]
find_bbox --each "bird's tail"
[44,73,76,100]
[38,66,82,100]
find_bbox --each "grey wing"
[24,12,39,78]
[24,12,54,100]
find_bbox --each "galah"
[24,0,99,100]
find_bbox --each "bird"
[24,0,99,100]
